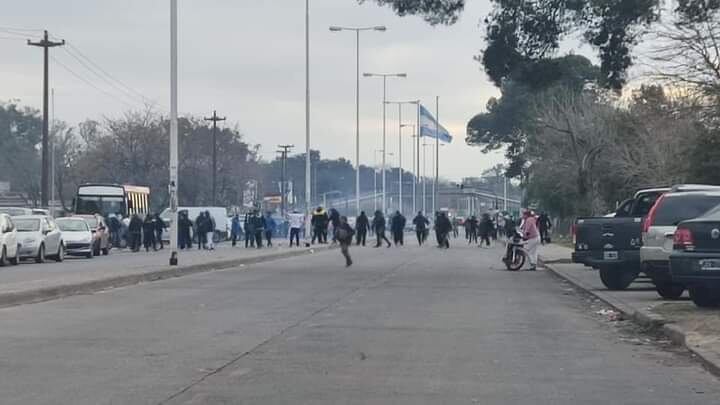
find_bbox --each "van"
[159,207,229,242]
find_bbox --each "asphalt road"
[0,241,718,404]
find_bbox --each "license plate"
[699,259,720,271]
[603,251,619,260]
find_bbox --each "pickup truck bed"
[572,216,643,268]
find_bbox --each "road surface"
[0,241,718,404]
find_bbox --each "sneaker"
[528,266,537,271]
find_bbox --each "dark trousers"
[289,228,301,246]
[255,231,263,248]
[245,231,254,247]
[231,232,240,246]
[540,228,549,244]
[155,230,163,249]
[143,232,155,251]
[356,230,367,246]
[130,232,141,251]
[480,233,491,246]
[265,230,273,247]
[469,231,478,244]
[179,230,191,249]
[312,227,325,244]
[393,230,404,245]
[416,230,425,245]
[375,228,391,247]
[340,242,352,266]
[198,231,207,249]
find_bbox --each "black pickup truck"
[572,188,668,290]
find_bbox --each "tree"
[359,0,465,25]
[0,103,43,203]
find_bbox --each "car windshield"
[57,220,89,232]
[14,218,40,232]
[84,217,99,228]
[654,195,720,226]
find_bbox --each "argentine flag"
[419,105,453,143]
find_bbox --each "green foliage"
[0,103,43,201]
[359,0,465,25]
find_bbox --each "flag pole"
[434,96,439,214]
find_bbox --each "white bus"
[74,184,150,218]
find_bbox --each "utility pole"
[28,30,64,208]
[277,144,294,217]
[204,110,226,206]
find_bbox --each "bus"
[73,184,150,218]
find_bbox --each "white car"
[0,213,19,266]
[14,215,65,263]
[55,217,94,258]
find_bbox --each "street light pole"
[329,26,385,216]
[364,72,406,214]
[385,100,419,214]
[168,0,179,266]
[305,0,312,245]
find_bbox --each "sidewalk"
[540,243,720,375]
[0,241,333,308]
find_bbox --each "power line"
[50,54,137,110]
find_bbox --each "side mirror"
[43,229,51,235]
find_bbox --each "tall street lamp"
[402,124,416,213]
[329,25,386,216]
[363,72,406,214]
[385,100,419,213]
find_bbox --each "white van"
[160,207,229,242]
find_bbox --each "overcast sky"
[1,1,514,181]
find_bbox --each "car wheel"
[689,286,720,308]
[35,244,45,264]
[86,248,94,259]
[8,247,18,265]
[54,244,65,262]
[599,267,637,290]
[0,246,6,267]
[655,282,685,300]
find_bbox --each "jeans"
[265,230,273,247]
[340,242,352,266]
[356,230,366,246]
[289,228,301,246]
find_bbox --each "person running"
[521,210,541,271]
[328,208,341,244]
[264,211,276,247]
[390,211,406,246]
[372,210,391,248]
[335,216,355,267]
[355,211,369,246]
[435,212,452,249]
[288,209,304,247]
[412,211,430,246]
[479,213,494,247]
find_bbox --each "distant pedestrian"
[142,215,156,252]
[231,214,242,247]
[412,211,429,246]
[355,211,369,246]
[195,213,206,249]
[335,216,355,267]
[128,214,143,252]
[244,212,255,248]
[390,211,406,246]
[288,209,304,247]
[435,212,451,249]
[328,208,340,244]
[253,211,265,248]
[108,213,122,248]
[311,207,328,244]
[204,211,216,250]
[538,212,552,244]
[154,213,165,250]
[467,215,479,244]
[521,210,541,271]
[372,210,391,248]
[178,212,193,249]
[479,213,493,247]
[264,211,276,247]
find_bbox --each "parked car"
[573,184,720,291]
[14,215,64,263]
[0,213,19,266]
[641,190,720,299]
[0,207,32,216]
[76,215,111,256]
[572,187,668,290]
[55,217,94,258]
[670,207,720,307]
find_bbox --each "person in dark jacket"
[372,210,391,248]
[108,214,122,248]
[467,216,479,244]
[435,212,452,249]
[412,211,430,246]
[479,213,494,247]
[538,212,552,244]
[195,212,207,250]
[355,211,369,246]
[231,214,242,247]
[142,215,156,252]
[253,211,266,248]
[244,212,255,248]
[311,207,328,244]
[390,211,406,246]
[335,216,355,267]
[128,214,143,252]
[154,213,165,250]
[178,211,193,250]
[328,208,341,243]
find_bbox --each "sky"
[1,1,510,181]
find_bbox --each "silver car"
[14,215,65,263]
[641,190,720,298]
[55,217,94,258]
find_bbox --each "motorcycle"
[502,230,527,271]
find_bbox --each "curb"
[0,245,335,309]
[540,256,720,378]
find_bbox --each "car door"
[5,216,18,258]
[48,218,62,253]
[43,218,59,254]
